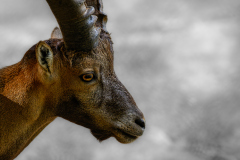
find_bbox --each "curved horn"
[46,0,101,52]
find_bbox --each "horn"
[46,0,101,52]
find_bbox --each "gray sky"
[1,0,240,160]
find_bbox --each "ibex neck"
[0,97,55,159]
[1,62,34,105]
[0,63,56,159]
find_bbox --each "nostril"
[135,118,145,129]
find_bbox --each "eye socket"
[81,73,95,82]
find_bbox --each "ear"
[35,41,53,74]
[51,27,63,39]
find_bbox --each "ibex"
[0,0,145,159]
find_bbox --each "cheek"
[91,85,104,105]
[75,84,103,107]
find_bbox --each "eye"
[81,73,95,82]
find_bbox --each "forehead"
[72,54,101,69]
[69,50,113,72]
[51,36,114,72]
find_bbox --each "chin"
[91,129,112,142]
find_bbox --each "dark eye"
[81,73,94,82]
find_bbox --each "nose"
[135,118,145,129]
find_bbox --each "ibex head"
[32,0,145,143]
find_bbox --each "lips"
[90,119,145,143]
[111,121,145,144]
[111,129,139,144]
[118,129,138,138]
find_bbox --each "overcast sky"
[1,0,240,160]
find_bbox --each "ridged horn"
[86,0,108,32]
[46,0,101,52]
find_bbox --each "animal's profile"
[0,0,145,159]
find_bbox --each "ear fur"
[51,27,63,39]
[35,41,53,74]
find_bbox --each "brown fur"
[0,31,145,159]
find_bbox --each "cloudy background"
[1,0,240,160]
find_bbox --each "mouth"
[90,119,145,144]
[90,128,139,143]
[113,129,139,144]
